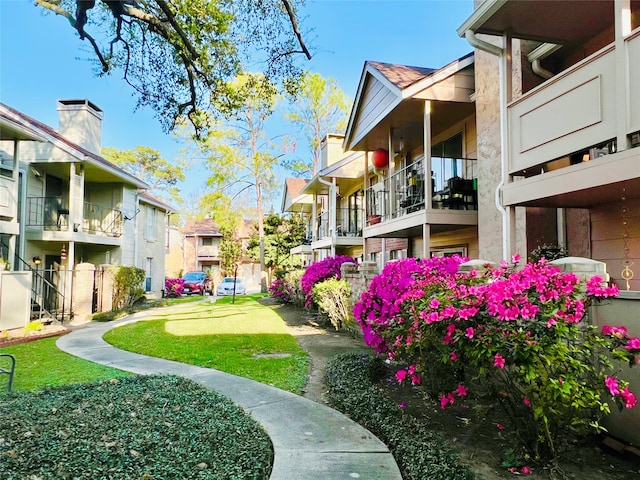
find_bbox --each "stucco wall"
[474,45,503,262]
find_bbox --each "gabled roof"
[0,102,148,188]
[281,177,313,213]
[138,190,176,213]
[367,62,437,90]
[285,178,309,198]
[343,53,474,152]
[183,218,222,236]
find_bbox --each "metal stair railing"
[1,240,68,324]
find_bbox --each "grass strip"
[104,295,309,393]
[0,375,272,479]
[0,336,130,392]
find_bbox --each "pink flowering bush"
[269,269,305,306]
[268,277,293,303]
[354,256,639,461]
[164,277,184,297]
[300,255,356,307]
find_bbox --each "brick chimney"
[57,99,103,154]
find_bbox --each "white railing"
[508,32,640,174]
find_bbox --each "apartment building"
[458,0,640,444]
[0,99,171,324]
[343,55,479,267]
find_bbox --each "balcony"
[196,245,220,260]
[313,208,364,250]
[0,174,18,230]
[26,197,123,238]
[366,157,478,225]
[507,30,640,176]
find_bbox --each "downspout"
[317,176,337,255]
[528,43,561,80]
[133,190,139,268]
[464,29,510,261]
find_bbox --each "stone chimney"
[57,99,103,154]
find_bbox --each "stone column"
[72,263,95,323]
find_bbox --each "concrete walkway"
[56,304,402,480]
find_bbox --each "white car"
[217,277,245,296]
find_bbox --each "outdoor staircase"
[2,241,69,325]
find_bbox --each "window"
[347,191,363,235]
[145,257,153,292]
[0,146,14,179]
[145,207,157,241]
[430,246,467,258]
[431,133,463,159]
[202,237,213,246]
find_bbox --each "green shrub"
[285,269,305,307]
[0,375,273,479]
[312,279,355,331]
[325,353,477,480]
[111,266,146,311]
[529,243,569,262]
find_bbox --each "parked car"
[217,277,245,296]
[182,271,213,295]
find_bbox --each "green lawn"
[0,337,130,392]
[104,295,309,393]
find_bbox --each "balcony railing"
[336,207,363,237]
[83,202,123,237]
[26,197,123,237]
[197,246,220,258]
[317,211,330,239]
[365,157,477,224]
[26,197,70,231]
[0,175,17,221]
[507,31,640,175]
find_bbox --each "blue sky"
[0,0,473,200]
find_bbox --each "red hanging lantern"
[371,148,389,168]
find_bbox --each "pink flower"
[456,384,468,397]
[626,337,640,350]
[494,353,506,369]
[508,467,517,473]
[398,401,407,409]
[395,369,407,383]
[511,253,521,264]
[620,387,637,409]
[450,351,458,361]
[440,395,450,409]
[429,298,440,309]
[602,325,627,337]
[496,423,505,430]
[521,466,532,474]
[523,397,531,407]
[411,374,422,385]
[465,327,475,338]
[605,376,620,396]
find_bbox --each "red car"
[181,271,213,295]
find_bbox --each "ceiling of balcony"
[350,100,475,153]
[463,0,614,47]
